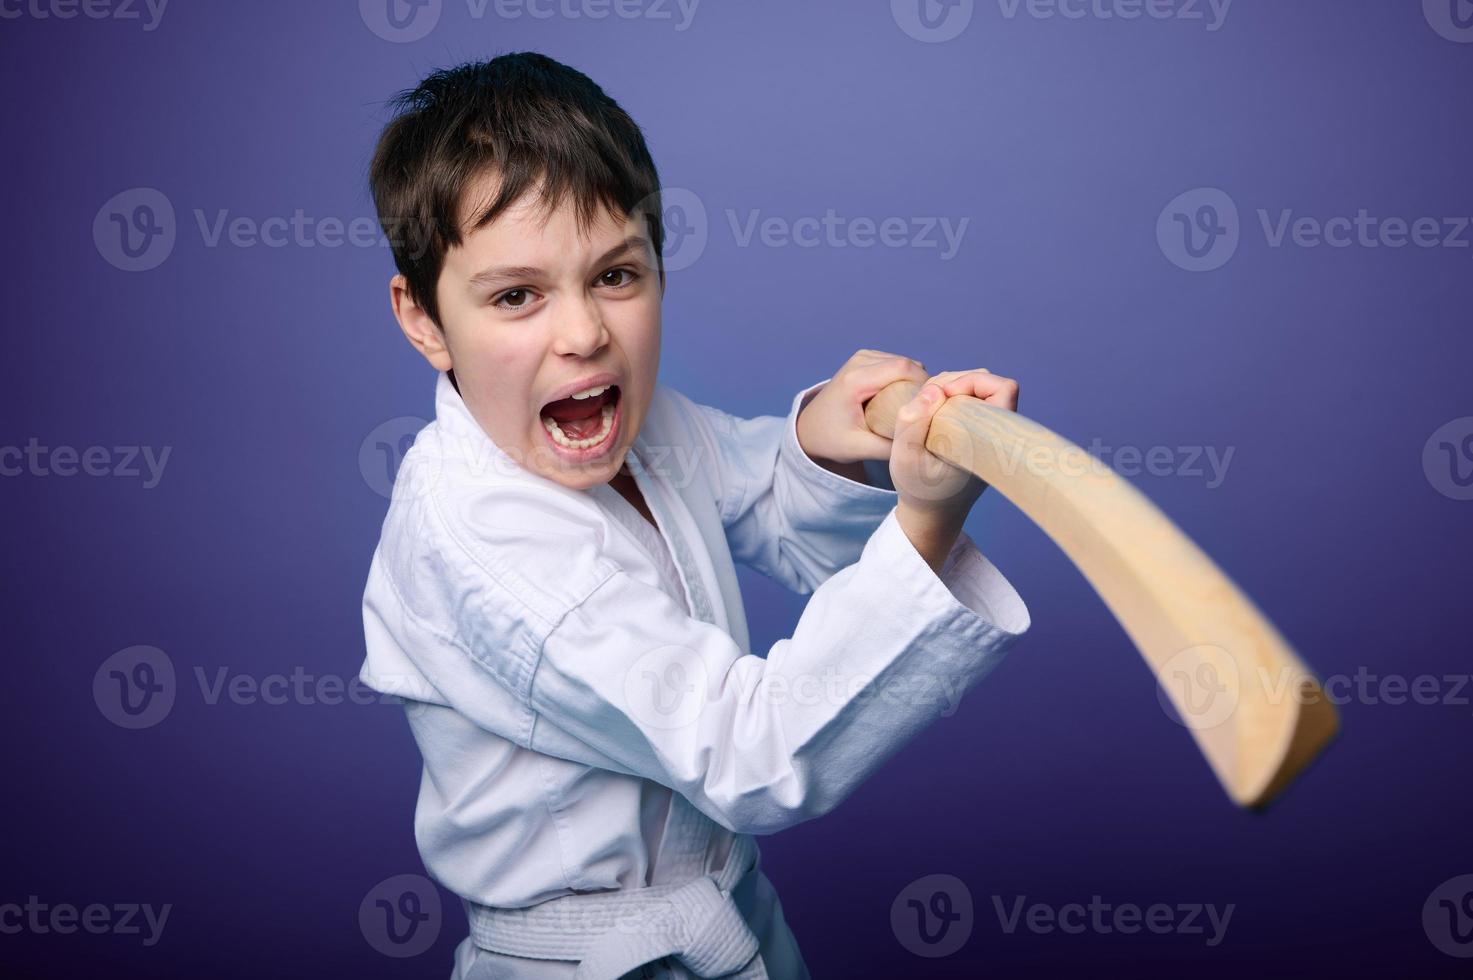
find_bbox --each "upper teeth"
[570,384,612,400]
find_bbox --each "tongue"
[542,388,613,440]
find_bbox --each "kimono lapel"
[627,435,730,638]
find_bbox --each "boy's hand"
[889,368,1021,571]
[796,350,933,470]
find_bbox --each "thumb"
[894,382,943,453]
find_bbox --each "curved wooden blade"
[864,380,1338,809]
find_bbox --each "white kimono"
[359,371,1030,980]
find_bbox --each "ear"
[390,274,453,372]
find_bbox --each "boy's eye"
[599,267,639,288]
[493,288,535,310]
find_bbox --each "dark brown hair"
[368,51,665,327]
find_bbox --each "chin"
[540,449,628,490]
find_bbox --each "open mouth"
[539,384,621,455]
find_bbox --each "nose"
[550,294,609,359]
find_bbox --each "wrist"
[894,501,966,574]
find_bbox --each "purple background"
[4,0,1471,975]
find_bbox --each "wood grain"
[864,380,1338,809]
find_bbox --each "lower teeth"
[543,402,616,449]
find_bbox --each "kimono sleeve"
[524,508,1030,837]
[674,379,899,595]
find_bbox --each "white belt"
[467,797,768,980]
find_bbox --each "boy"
[359,52,1029,979]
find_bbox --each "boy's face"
[392,173,663,490]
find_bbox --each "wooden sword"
[863,380,1339,809]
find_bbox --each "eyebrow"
[466,236,651,289]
